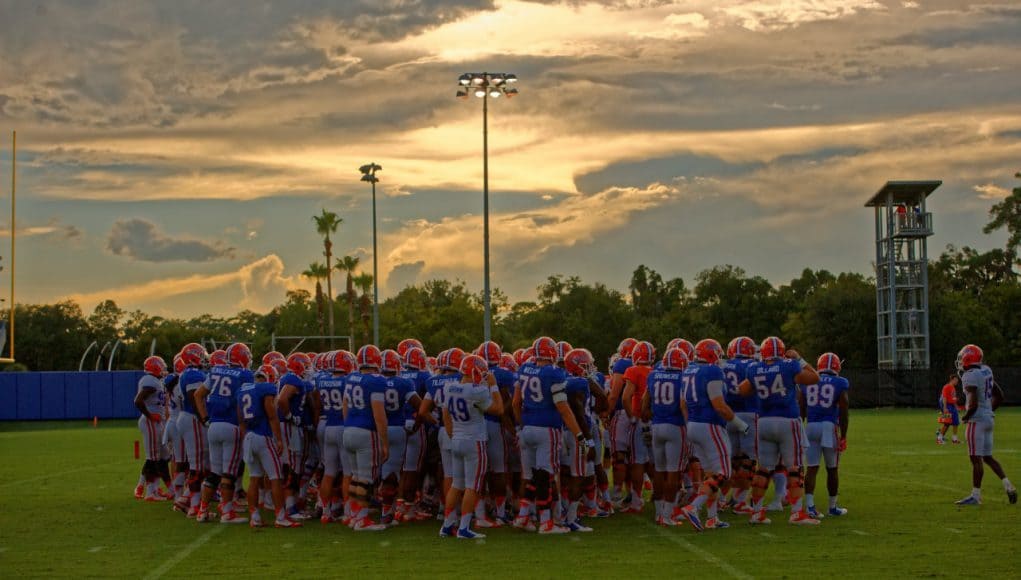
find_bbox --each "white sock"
[475,500,487,520]
[972,487,982,499]
[567,500,579,523]
[1003,478,1015,491]
[773,473,787,497]
[805,493,815,507]
[829,495,838,510]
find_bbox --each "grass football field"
[1,409,1018,579]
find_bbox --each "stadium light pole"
[456,72,517,342]
[359,163,382,346]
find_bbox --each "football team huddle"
[130,335,1012,538]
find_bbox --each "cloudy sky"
[1,0,1018,318]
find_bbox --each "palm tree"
[312,209,342,346]
[301,261,330,336]
[353,272,374,346]
[336,255,360,343]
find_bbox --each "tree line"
[6,176,1019,374]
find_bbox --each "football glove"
[728,416,750,435]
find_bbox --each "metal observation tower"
[865,180,941,370]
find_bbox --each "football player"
[562,348,607,531]
[621,341,656,514]
[379,349,421,525]
[679,340,749,531]
[398,346,432,521]
[954,344,1017,505]
[341,345,390,531]
[162,353,188,501]
[439,355,503,539]
[278,352,312,520]
[737,337,821,525]
[643,347,689,526]
[722,337,759,514]
[419,348,465,506]
[606,338,638,506]
[937,374,962,445]
[477,341,515,527]
[803,353,850,519]
[197,343,253,524]
[134,356,171,501]
[512,337,586,534]
[175,343,211,517]
[318,350,353,523]
[240,364,301,528]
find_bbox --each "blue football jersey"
[278,372,308,420]
[610,357,633,411]
[746,359,803,419]
[722,358,758,413]
[239,380,278,436]
[206,366,254,425]
[682,363,727,426]
[648,369,686,426]
[383,375,415,426]
[805,373,849,423]
[517,363,567,428]
[487,366,516,423]
[344,372,386,430]
[179,368,207,414]
[317,374,347,427]
[426,372,461,423]
[565,376,593,429]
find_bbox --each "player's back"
[239,380,276,435]
[137,373,164,414]
[383,375,413,425]
[518,363,566,428]
[747,359,801,419]
[624,364,652,412]
[178,368,207,414]
[207,365,253,424]
[682,363,726,426]
[648,369,685,425]
[962,365,995,421]
[344,371,385,429]
[805,373,849,423]
[278,371,307,415]
[317,374,347,426]
[445,382,491,441]
[723,358,757,413]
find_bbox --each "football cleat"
[704,517,730,529]
[567,520,593,532]
[439,524,456,538]
[186,506,198,519]
[274,517,303,528]
[1008,489,1018,505]
[951,437,961,444]
[196,510,212,523]
[320,513,337,525]
[955,495,981,506]
[681,505,704,532]
[655,515,676,527]
[749,510,772,525]
[144,494,169,503]
[766,500,784,512]
[828,506,848,517]
[732,502,754,515]
[457,528,486,540]
[537,521,570,535]
[789,511,821,525]
[806,505,822,519]
[220,512,248,524]
[249,517,265,528]
[134,484,145,499]
[475,516,502,529]
[352,518,386,531]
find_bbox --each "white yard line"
[850,530,869,536]
[143,526,224,580]
[645,520,753,580]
